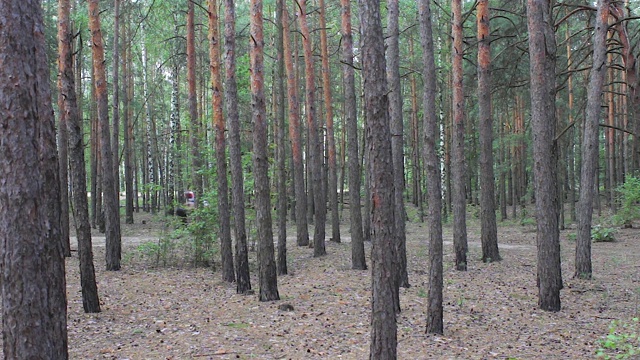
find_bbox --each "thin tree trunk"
[477,0,500,263]
[451,0,468,271]
[358,0,398,356]
[341,0,366,270]
[387,0,409,292]
[576,0,610,280]
[122,13,134,225]
[420,0,444,335]
[187,0,203,199]
[112,0,121,206]
[59,0,101,315]
[250,0,279,302]
[297,0,327,257]
[224,0,252,294]
[276,0,288,276]
[527,0,562,311]
[319,0,340,245]
[208,0,235,283]
[57,27,72,258]
[89,0,122,271]
[283,1,310,247]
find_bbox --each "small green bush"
[597,317,640,359]
[592,225,616,243]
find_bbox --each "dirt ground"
[60,209,640,359]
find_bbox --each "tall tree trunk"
[276,0,288,276]
[57,11,72,258]
[451,0,468,271]
[387,0,409,292]
[90,61,99,229]
[527,0,562,311]
[297,0,327,257]
[112,0,121,206]
[0,0,69,356]
[420,0,444,335]
[341,0,366,270]
[208,0,235,283]
[477,0,500,263]
[566,24,576,223]
[359,0,398,356]
[283,1,310,247]
[122,11,134,225]
[576,0,610,280]
[187,0,203,199]
[251,0,279,302]
[318,0,340,245]
[58,0,101,313]
[89,0,122,271]
[225,0,251,294]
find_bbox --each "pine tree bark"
[224,0,251,294]
[89,0,122,271]
[275,0,288,276]
[209,0,235,283]
[251,0,279,302]
[283,1,310,247]
[452,0,468,271]
[187,0,203,199]
[58,0,101,313]
[341,0,366,270]
[420,0,444,335]
[576,0,610,280]
[122,13,134,225]
[359,0,398,357]
[318,0,340,245]
[477,0,501,263]
[297,0,327,257]
[527,0,562,311]
[112,0,121,204]
[387,0,409,292]
[56,2,72,258]
[0,1,69,356]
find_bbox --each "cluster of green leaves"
[597,318,640,359]
[613,177,640,227]
[591,225,617,243]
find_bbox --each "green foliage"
[613,177,640,227]
[592,225,617,243]
[597,318,640,359]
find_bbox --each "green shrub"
[614,177,640,227]
[592,225,616,243]
[597,318,640,359]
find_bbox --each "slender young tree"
[527,0,562,311]
[576,0,611,280]
[387,0,409,293]
[359,0,398,356]
[0,1,69,357]
[89,0,122,271]
[122,10,134,225]
[57,52,71,258]
[341,0,366,270]
[112,0,121,201]
[420,0,444,335]
[477,0,501,263]
[451,0,468,271]
[297,0,327,257]
[251,0,279,301]
[225,0,251,294]
[318,0,340,244]
[187,0,203,198]
[276,0,288,275]
[209,0,235,283]
[58,0,101,313]
[283,0,310,247]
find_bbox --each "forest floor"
[59,207,640,359]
